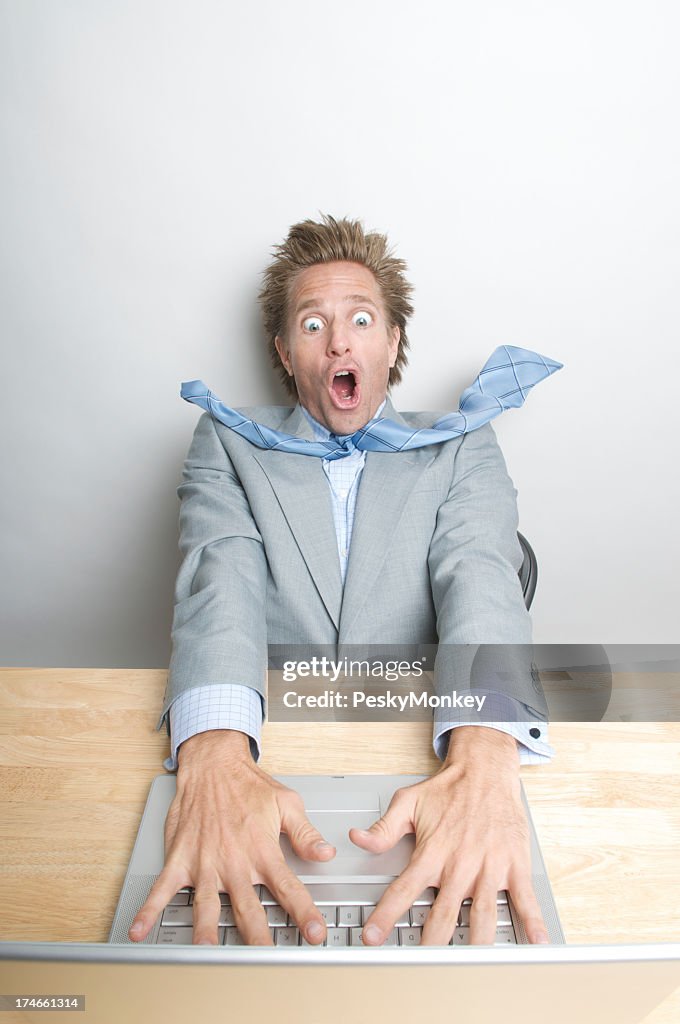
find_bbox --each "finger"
[279,797,336,862]
[191,883,223,945]
[468,884,499,945]
[128,865,188,941]
[349,790,413,855]
[229,876,274,945]
[264,860,327,945]
[420,886,465,946]
[361,864,429,945]
[509,878,550,944]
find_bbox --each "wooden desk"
[1,668,679,1022]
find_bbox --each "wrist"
[177,728,253,769]
[443,725,519,771]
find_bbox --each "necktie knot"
[329,433,358,456]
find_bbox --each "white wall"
[1,0,678,667]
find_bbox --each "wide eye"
[303,316,324,332]
[353,310,373,328]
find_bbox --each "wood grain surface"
[0,668,678,1022]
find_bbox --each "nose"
[326,320,352,358]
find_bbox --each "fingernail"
[129,921,144,936]
[306,921,324,941]
[535,932,550,944]
[363,925,382,944]
[315,840,333,850]
[355,829,371,837]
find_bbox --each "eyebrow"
[294,294,380,315]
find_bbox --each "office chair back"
[517,531,537,610]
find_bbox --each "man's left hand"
[349,726,550,946]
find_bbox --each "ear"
[388,325,400,368]
[274,335,294,376]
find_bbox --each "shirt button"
[529,728,541,739]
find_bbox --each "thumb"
[350,793,413,854]
[279,800,336,862]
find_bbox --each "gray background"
[1,0,678,668]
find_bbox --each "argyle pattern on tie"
[180,345,562,460]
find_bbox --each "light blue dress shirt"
[165,403,554,770]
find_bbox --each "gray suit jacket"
[157,398,546,732]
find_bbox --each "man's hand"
[349,726,550,946]
[128,730,336,945]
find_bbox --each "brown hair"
[259,213,414,396]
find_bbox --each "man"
[129,214,555,948]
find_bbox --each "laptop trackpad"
[279,801,415,877]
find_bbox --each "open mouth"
[330,369,361,409]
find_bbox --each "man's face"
[274,261,400,435]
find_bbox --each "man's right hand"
[127,730,336,945]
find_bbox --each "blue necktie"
[180,345,562,460]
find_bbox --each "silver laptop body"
[108,773,564,946]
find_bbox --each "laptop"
[108,773,564,948]
[2,775,680,1024]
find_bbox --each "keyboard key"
[159,925,226,945]
[410,906,430,927]
[451,927,470,945]
[266,905,288,926]
[413,888,437,905]
[326,928,349,947]
[168,891,190,906]
[161,904,193,926]
[361,905,377,925]
[157,926,193,944]
[318,905,337,926]
[351,927,398,946]
[399,927,421,946]
[496,905,512,927]
[461,891,508,906]
[337,906,361,927]
[275,927,300,946]
[219,906,236,927]
[224,927,244,945]
[495,926,516,944]
[459,902,512,927]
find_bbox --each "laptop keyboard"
[155,883,517,946]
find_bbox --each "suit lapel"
[339,399,435,639]
[251,405,343,630]
[249,399,436,637]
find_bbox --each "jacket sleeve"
[156,412,268,732]
[427,422,548,718]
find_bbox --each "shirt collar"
[300,399,387,441]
